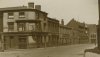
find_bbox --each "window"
[36,13,39,19]
[29,23,35,31]
[18,23,25,31]
[44,14,46,21]
[10,36,14,39]
[8,12,14,19]
[19,12,25,18]
[44,23,46,30]
[8,22,14,31]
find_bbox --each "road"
[0,44,96,57]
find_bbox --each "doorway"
[19,36,27,49]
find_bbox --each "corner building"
[0,2,49,49]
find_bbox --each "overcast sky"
[0,0,99,24]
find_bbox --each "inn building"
[0,2,49,50]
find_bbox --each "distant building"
[87,24,97,44]
[59,19,72,45]
[0,2,49,49]
[66,19,89,44]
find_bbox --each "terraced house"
[0,2,49,50]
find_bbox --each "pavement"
[0,44,97,57]
[85,52,100,57]
[84,44,100,57]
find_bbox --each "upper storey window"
[44,15,46,21]
[8,12,14,19]
[29,23,35,31]
[19,12,25,18]
[17,23,25,31]
[8,22,14,31]
[36,12,39,19]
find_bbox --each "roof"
[66,18,87,29]
[0,6,47,14]
[47,17,59,23]
[60,24,72,29]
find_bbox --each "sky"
[0,0,99,24]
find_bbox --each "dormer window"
[19,12,25,18]
[8,12,14,19]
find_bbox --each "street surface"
[86,52,100,57]
[0,44,96,57]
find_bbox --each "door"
[19,36,27,49]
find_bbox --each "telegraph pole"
[98,0,100,50]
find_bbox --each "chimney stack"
[35,5,41,10]
[61,19,64,25]
[28,2,34,8]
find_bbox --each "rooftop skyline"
[0,0,99,24]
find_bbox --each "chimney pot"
[61,19,64,25]
[28,2,34,8]
[35,5,41,10]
